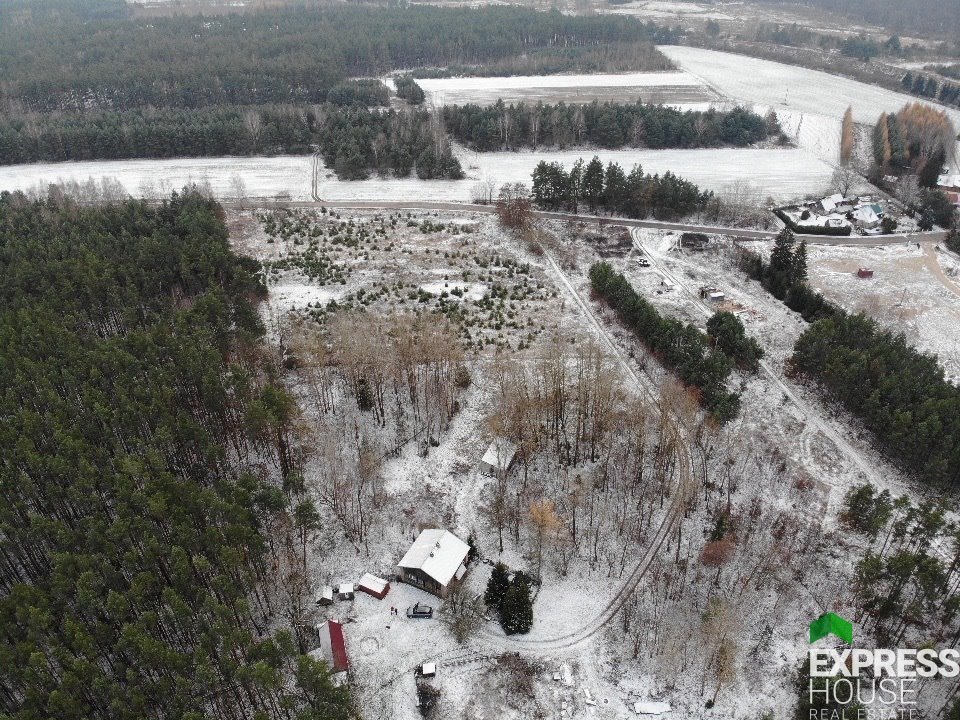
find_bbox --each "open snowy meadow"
[660,45,960,169]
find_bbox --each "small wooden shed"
[357,573,390,600]
[479,440,517,477]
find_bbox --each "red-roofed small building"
[311,619,349,683]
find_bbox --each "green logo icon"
[809,612,853,645]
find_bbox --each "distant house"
[818,193,843,214]
[337,583,355,601]
[315,585,334,606]
[479,440,517,477]
[397,529,470,598]
[357,573,390,600]
[946,191,960,208]
[311,619,349,683]
[852,206,880,228]
[857,268,874,279]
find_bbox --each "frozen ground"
[0,155,314,201]
[418,71,721,106]
[806,242,960,382]
[660,45,960,170]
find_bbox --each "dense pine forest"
[0,105,465,180]
[0,1,676,169]
[531,155,712,220]
[0,191,352,719]
[0,4,669,113]
[444,101,780,151]
[740,229,960,487]
[793,312,960,486]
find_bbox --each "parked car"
[407,603,434,619]
[636,258,651,267]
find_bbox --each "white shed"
[634,701,671,715]
[479,440,517,477]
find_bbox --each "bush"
[500,572,534,635]
[706,311,763,372]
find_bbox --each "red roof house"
[313,619,349,676]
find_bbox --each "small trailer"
[857,268,874,279]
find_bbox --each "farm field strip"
[418,71,722,106]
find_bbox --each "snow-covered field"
[418,71,721,106]
[807,243,960,382]
[660,45,960,170]
[7,48,960,204]
[659,45,960,125]
[0,155,314,200]
[334,147,836,203]
[0,146,837,203]
[601,0,734,19]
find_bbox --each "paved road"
[230,197,949,246]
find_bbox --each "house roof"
[314,620,349,674]
[397,529,470,587]
[481,440,517,471]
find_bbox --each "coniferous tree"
[500,572,534,635]
[484,562,511,612]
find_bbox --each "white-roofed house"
[397,529,471,598]
[852,206,880,228]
